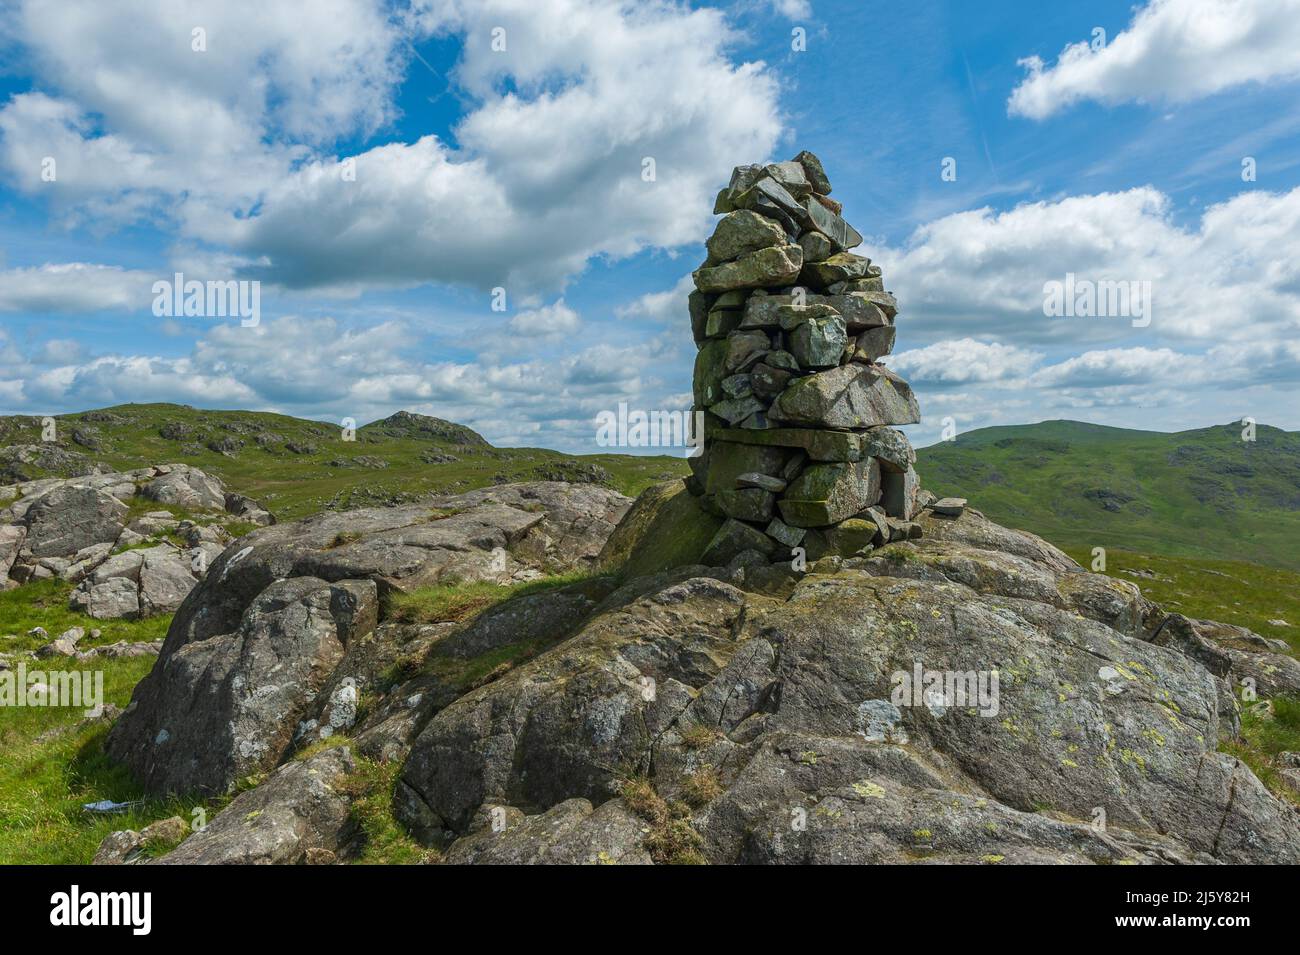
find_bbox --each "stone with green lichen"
[801,253,872,289]
[688,289,712,343]
[771,363,920,429]
[715,487,776,522]
[862,427,915,472]
[854,325,896,361]
[708,425,866,462]
[704,308,742,338]
[709,395,763,426]
[779,458,881,527]
[786,309,847,369]
[704,440,797,495]
[706,210,788,264]
[765,515,805,547]
[793,150,832,194]
[731,176,812,230]
[701,518,777,565]
[723,329,770,374]
[798,231,835,262]
[693,245,803,293]
[692,339,728,407]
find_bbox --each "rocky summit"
[688,153,925,566]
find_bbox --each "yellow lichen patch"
[1119,748,1147,770]
[1060,758,1079,768]
[981,854,1005,864]
[1141,728,1166,746]
[851,780,886,800]
[912,828,933,840]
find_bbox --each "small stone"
[141,815,187,846]
[802,252,873,288]
[793,150,832,194]
[736,472,787,492]
[704,308,743,338]
[854,326,896,361]
[929,497,967,516]
[787,309,848,369]
[305,847,339,865]
[764,161,812,198]
[35,626,85,658]
[821,517,878,556]
[765,516,806,547]
[798,231,835,262]
[861,505,890,545]
[733,177,812,230]
[862,427,915,472]
[721,374,754,399]
[779,458,882,527]
[710,395,764,425]
[750,362,792,399]
[723,329,771,374]
[702,518,778,565]
[800,195,862,252]
[725,164,766,201]
[715,487,776,522]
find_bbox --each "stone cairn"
[687,151,929,564]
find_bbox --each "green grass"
[1221,696,1300,806]
[0,650,230,864]
[1,403,691,522]
[0,578,172,650]
[1062,547,1300,653]
[382,572,596,626]
[338,755,438,865]
[0,579,216,863]
[917,419,1300,571]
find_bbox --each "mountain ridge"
[916,418,1300,570]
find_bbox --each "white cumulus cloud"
[1009,0,1300,120]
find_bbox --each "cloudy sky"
[1,0,1298,450]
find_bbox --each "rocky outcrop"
[390,502,1300,865]
[0,464,273,618]
[105,482,632,796]
[103,475,1299,865]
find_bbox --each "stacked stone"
[687,151,924,564]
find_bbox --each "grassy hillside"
[917,420,1300,571]
[0,404,691,521]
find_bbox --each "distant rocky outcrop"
[0,464,273,618]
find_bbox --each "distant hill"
[916,420,1300,571]
[0,403,689,522]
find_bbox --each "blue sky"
[1,0,1298,452]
